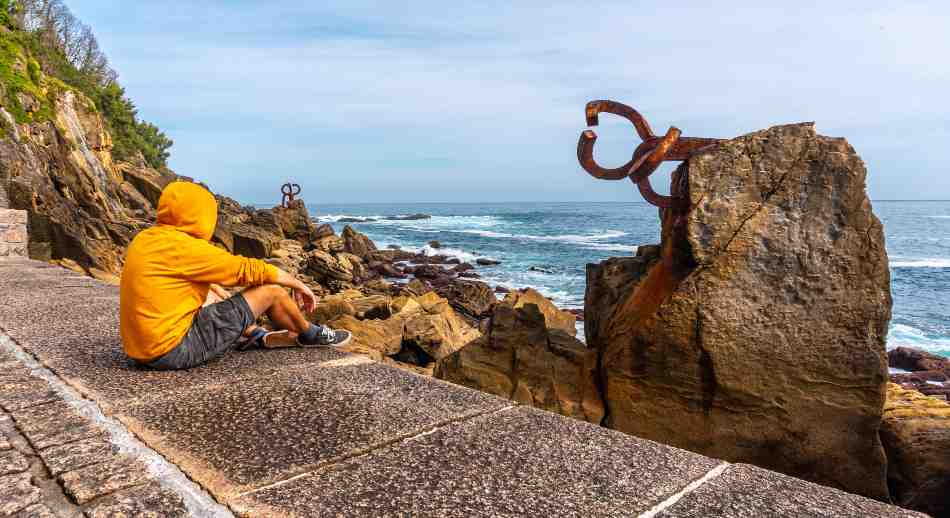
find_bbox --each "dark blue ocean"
[312,201,950,358]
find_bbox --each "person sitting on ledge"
[119,181,350,370]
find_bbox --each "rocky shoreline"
[2,62,948,517]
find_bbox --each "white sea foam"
[453,229,629,244]
[889,258,950,268]
[887,323,950,354]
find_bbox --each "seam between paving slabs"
[0,330,234,518]
[637,462,730,518]
[237,404,519,499]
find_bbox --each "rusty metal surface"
[577,100,721,209]
[281,182,301,208]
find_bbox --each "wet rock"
[342,225,377,258]
[494,286,510,294]
[435,292,602,424]
[428,240,441,249]
[475,258,500,266]
[585,123,891,500]
[412,264,446,280]
[384,213,430,220]
[889,347,950,375]
[880,383,950,517]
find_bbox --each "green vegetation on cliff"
[0,0,172,168]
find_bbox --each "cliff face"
[586,123,891,500]
[1,86,153,275]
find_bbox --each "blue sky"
[71,1,950,204]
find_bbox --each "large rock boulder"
[880,383,950,517]
[272,199,316,243]
[436,288,603,424]
[585,123,891,499]
[435,279,497,321]
[341,225,377,258]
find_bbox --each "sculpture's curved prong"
[577,130,637,180]
[584,100,655,141]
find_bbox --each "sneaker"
[298,326,352,348]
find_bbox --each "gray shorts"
[146,294,255,370]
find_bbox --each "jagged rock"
[435,279,497,320]
[880,383,950,517]
[229,223,279,259]
[307,249,354,282]
[272,199,316,243]
[401,292,480,363]
[307,294,357,324]
[402,278,432,297]
[585,123,891,500]
[503,288,575,336]
[412,264,445,280]
[435,291,603,424]
[341,225,377,258]
[890,347,950,375]
[348,294,392,320]
[312,223,335,240]
[2,91,143,274]
[311,235,345,253]
[326,314,404,358]
[117,163,175,208]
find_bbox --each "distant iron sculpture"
[281,182,301,208]
[577,100,721,209]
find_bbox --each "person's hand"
[293,284,317,313]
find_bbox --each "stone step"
[0,209,27,258]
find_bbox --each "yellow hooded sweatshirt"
[120,182,278,362]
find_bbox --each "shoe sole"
[298,331,352,348]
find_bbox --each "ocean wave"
[316,213,501,229]
[405,244,491,264]
[887,323,950,354]
[890,258,950,268]
[453,229,628,244]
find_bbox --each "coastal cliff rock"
[2,89,147,272]
[880,383,950,517]
[435,288,603,424]
[586,123,891,499]
[889,347,950,401]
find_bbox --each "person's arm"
[273,268,317,313]
[209,283,231,300]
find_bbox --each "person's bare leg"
[239,285,311,347]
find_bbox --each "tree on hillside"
[10,0,172,169]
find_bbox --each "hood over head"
[156,181,218,240]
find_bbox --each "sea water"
[312,201,950,358]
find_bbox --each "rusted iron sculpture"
[281,182,301,208]
[577,100,721,209]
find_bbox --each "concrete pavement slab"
[58,456,151,505]
[37,438,116,476]
[81,481,190,518]
[117,360,508,501]
[654,463,927,518]
[232,406,723,518]
[11,401,106,450]
[0,472,41,515]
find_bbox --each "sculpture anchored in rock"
[281,181,301,208]
[577,100,721,209]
